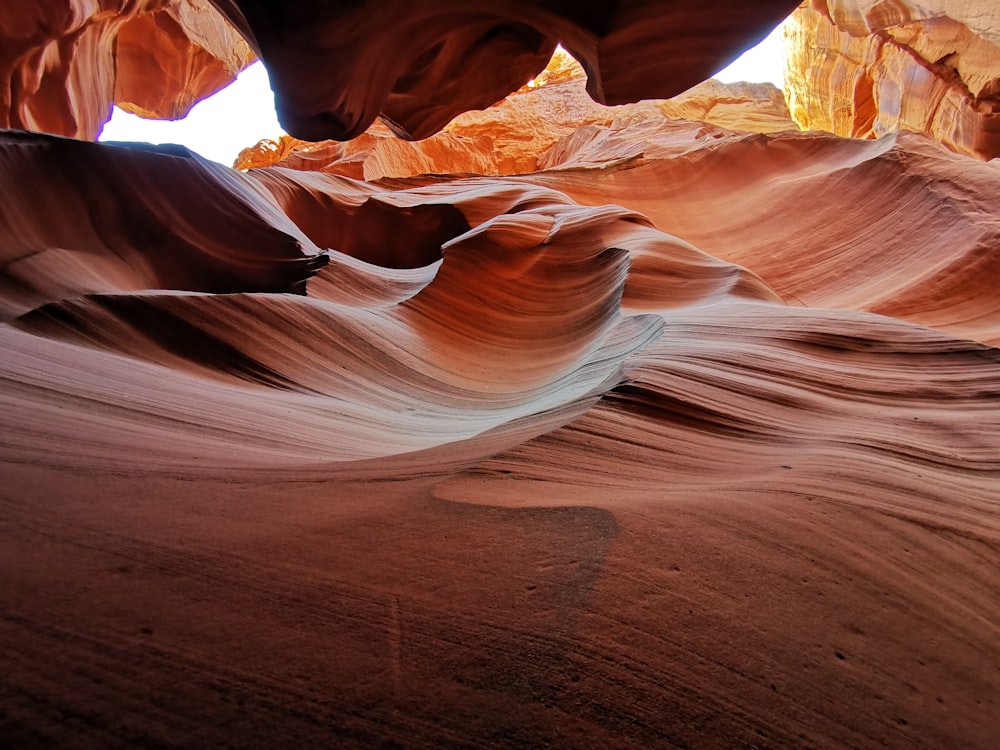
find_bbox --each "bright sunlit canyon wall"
[1,1,998,749]
[784,0,1000,159]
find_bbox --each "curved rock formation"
[235,50,797,177]
[2,2,1000,749]
[208,0,800,140]
[1,0,252,139]
[4,120,1000,747]
[2,129,774,468]
[0,132,325,321]
[523,120,1000,345]
[784,0,1000,159]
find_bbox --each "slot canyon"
[1,1,998,747]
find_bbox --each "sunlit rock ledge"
[234,50,799,177]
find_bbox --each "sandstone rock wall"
[1,0,252,140]
[3,3,1000,749]
[234,50,798,177]
[208,0,800,141]
[784,0,1000,159]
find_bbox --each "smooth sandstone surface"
[0,0,252,139]
[3,123,999,748]
[784,0,1000,159]
[2,3,1000,749]
[526,122,1000,346]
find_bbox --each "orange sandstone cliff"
[1,2,999,749]
[784,0,1000,159]
[234,50,798,178]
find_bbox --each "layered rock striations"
[237,51,1000,346]
[2,3,1000,749]
[0,132,326,321]
[235,50,798,178]
[784,0,1000,159]
[4,124,999,748]
[528,120,1000,345]
[1,0,252,139]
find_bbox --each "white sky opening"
[98,21,787,166]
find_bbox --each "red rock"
[0,132,325,321]
[528,120,1000,346]
[208,0,800,140]
[2,2,1000,749]
[234,50,798,176]
[0,0,252,139]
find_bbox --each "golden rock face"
[784,0,1000,159]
